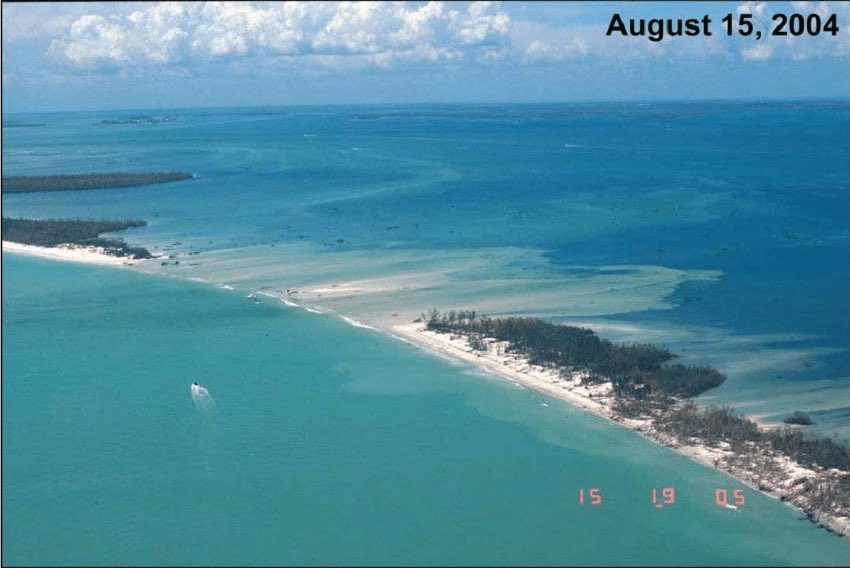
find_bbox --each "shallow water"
[3,101,849,564]
[3,255,848,565]
[4,102,846,438]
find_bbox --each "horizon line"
[3,95,848,116]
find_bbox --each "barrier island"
[393,310,850,536]
[2,217,152,259]
[3,172,192,193]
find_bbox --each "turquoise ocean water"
[3,102,848,564]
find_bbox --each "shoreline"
[390,321,850,537]
[6,247,847,537]
[2,172,193,193]
[2,241,152,267]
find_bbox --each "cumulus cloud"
[47,1,512,71]
[1,3,130,42]
[737,1,768,18]
[523,37,588,62]
[37,0,850,74]
[733,0,849,61]
[514,1,847,64]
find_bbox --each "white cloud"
[509,20,599,63]
[2,3,135,41]
[511,17,732,65]
[741,43,774,60]
[451,1,509,46]
[733,1,849,61]
[47,1,512,71]
[523,37,588,62]
[519,2,848,64]
[737,2,768,18]
[31,1,850,74]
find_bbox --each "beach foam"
[340,316,376,330]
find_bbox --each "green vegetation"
[423,309,848,473]
[660,403,847,470]
[423,310,725,400]
[783,411,814,426]
[2,172,192,193]
[2,217,152,259]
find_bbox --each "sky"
[2,1,849,112]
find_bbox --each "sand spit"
[3,241,152,267]
[391,322,850,537]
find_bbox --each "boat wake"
[190,382,216,413]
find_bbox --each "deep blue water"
[5,101,845,431]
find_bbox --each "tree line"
[2,172,192,193]
[423,309,725,400]
[421,309,848,474]
[659,403,848,470]
[2,217,152,259]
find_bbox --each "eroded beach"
[391,321,850,537]
[7,237,846,537]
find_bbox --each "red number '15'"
[578,488,603,506]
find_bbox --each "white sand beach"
[391,321,850,536]
[3,241,147,267]
[4,241,847,536]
